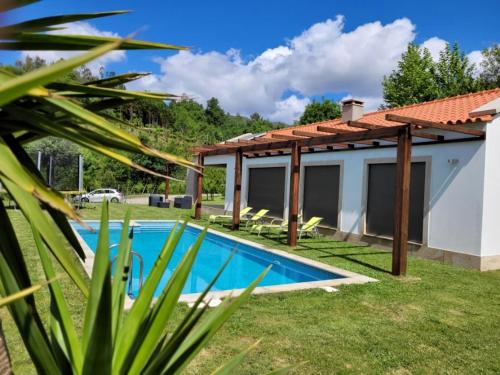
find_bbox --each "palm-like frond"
[0,1,194,300]
[0,1,290,373]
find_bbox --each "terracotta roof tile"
[260,88,500,139]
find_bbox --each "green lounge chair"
[242,209,269,228]
[209,206,253,224]
[250,214,302,236]
[278,216,323,240]
[250,218,288,236]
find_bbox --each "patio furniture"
[274,216,323,240]
[149,194,164,207]
[297,216,323,239]
[242,209,269,229]
[174,196,192,209]
[209,206,253,224]
[250,218,288,236]
[250,214,302,236]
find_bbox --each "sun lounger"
[250,217,288,236]
[277,216,323,240]
[209,206,253,224]
[242,209,269,228]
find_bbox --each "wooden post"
[164,163,170,201]
[287,142,301,247]
[392,125,412,275]
[232,149,243,230]
[194,154,204,220]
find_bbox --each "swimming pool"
[72,220,374,300]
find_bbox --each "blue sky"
[3,0,499,122]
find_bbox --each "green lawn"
[202,194,225,206]
[3,203,500,374]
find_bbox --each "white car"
[79,188,123,203]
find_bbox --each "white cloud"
[268,95,311,123]
[21,22,125,75]
[130,16,417,123]
[421,37,447,61]
[467,50,484,76]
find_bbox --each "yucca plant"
[0,1,283,373]
[12,201,269,374]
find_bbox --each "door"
[91,189,104,203]
[103,189,113,201]
[247,167,286,217]
[366,162,426,243]
[302,165,340,228]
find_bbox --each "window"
[303,165,340,228]
[247,167,286,217]
[366,162,426,243]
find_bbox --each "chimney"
[341,99,364,122]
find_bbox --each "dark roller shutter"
[247,167,285,217]
[366,162,425,243]
[303,165,340,228]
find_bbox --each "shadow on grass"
[237,231,393,275]
[202,221,393,275]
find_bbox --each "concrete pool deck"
[71,220,377,307]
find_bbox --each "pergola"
[193,114,485,275]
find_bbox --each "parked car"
[78,188,123,203]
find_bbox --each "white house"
[189,88,500,271]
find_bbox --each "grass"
[202,194,225,206]
[2,203,500,374]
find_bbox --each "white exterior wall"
[204,155,235,212]
[481,115,500,257]
[203,133,489,257]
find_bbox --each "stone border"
[71,220,376,306]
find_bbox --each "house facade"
[189,89,500,271]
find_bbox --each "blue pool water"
[73,221,344,297]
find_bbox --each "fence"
[28,151,84,191]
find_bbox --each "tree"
[205,97,225,127]
[434,42,478,97]
[298,99,341,124]
[203,168,226,200]
[478,44,500,89]
[382,44,440,108]
[14,55,46,72]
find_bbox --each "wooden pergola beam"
[315,125,383,145]
[228,138,271,145]
[318,143,349,149]
[232,149,243,230]
[316,125,361,134]
[272,133,308,141]
[287,142,301,246]
[392,125,412,275]
[199,125,406,156]
[194,154,204,220]
[292,130,322,138]
[385,114,485,137]
[348,120,441,141]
